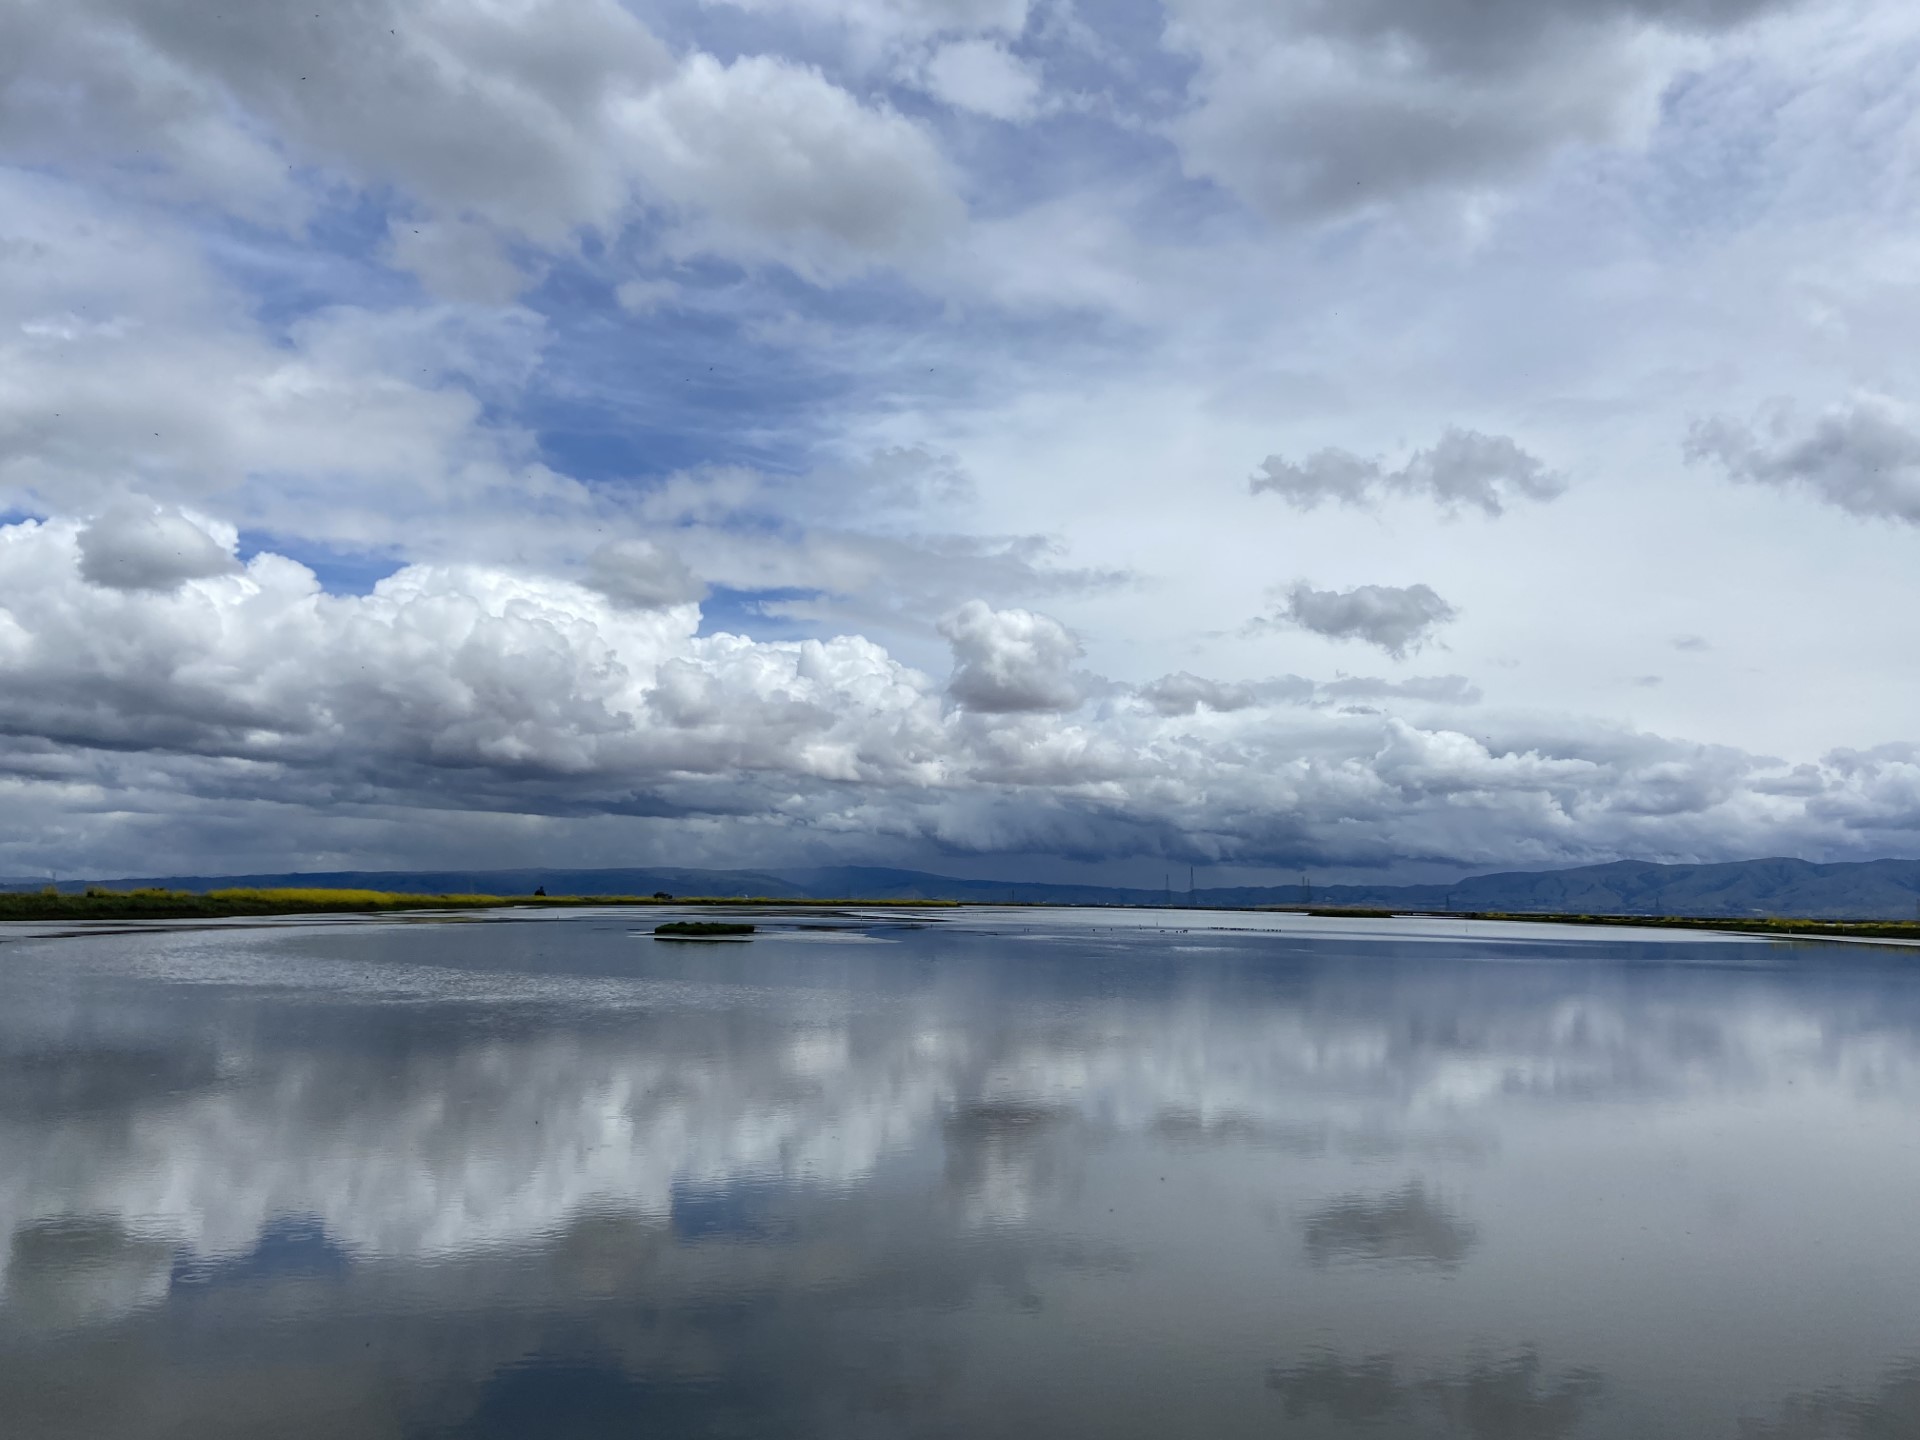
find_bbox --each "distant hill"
[1231,856,1920,919]
[7,855,1920,919]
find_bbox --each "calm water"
[2,907,1918,1439]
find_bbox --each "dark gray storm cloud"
[1687,398,1920,524]
[1251,429,1566,516]
[1166,0,1806,221]
[1262,582,1459,659]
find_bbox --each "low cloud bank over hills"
[18,858,1920,921]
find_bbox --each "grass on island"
[652,921,756,939]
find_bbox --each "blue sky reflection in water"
[2,909,1919,1438]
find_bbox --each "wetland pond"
[2,906,1917,1438]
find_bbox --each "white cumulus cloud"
[917,39,1042,120]
[3,519,1917,878]
[939,600,1084,713]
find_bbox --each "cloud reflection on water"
[0,914,1918,1438]
[1739,1360,1920,1439]
[1269,1347,1606,1439]
[1302,1180,1479,1270]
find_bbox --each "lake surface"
[2,907,1918,1439]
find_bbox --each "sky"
[2,0,1919,884]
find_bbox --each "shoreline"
[1,887,1917,945]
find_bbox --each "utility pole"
[1300,870,1311,907]
[1189,865,1195,906]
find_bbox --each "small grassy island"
[653,920,756,939]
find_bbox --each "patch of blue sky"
[668,1175,795,1242]
[197,187,414,333]
[1039,0,1201,103]
[696,585,832,642]
[524,263,938,484]
[641,0,838,71]
[239,531,402,596]
[170,1214,352,1291]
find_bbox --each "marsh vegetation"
[653,921,756,938]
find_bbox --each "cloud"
[384,216,535,305]
[1260,583,1459,659]
[2,519,1920,877]
[1138,672,1261,716]
[583,539,706,610]
[75,502,239,593]
[1686,397,1920,524]
[1251,429,1566,516]
[0,172,573,537]
[1163,0,1803,223]
[0,178,1090,628]
[711,0,1032,48]
[0,0,1916,887]
[938,599,1083,712]
[1136,671,1471,716]
[1320,675,1482,705]
[916,39,1042,120]
[613,278,682,314]
[0,0,964,278]
[619,54,965,277]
